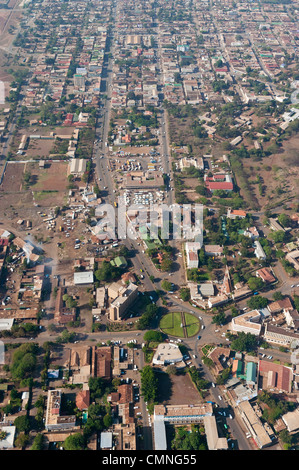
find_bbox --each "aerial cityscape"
[0,0,298,454]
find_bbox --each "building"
[238,400,273,449]
[269,218,285,232]
[281,409,299,434]
[254,240,266,260]
[153,403,215,450]
[258,360,293,393]
[204,245,223,257]
[227,208,247,219]
[73,271,94,286]
[256,267,276,284]
[178,156,204,171]
[100,432,113,450]
[263,323,299,348]
[203,416,229,450]
[113,423,136,450]
[230,309,264,336]
[45,389,77,431]
[185,241,202,269]
[108,281,138,321]
[0,426,16,449]
[152,343,185,368]
[75,390,90,411]
[205,174,233,192]
[68,158,87,177]
[92,346,112,381]
[74,74,85,91]
[286,250,299,271]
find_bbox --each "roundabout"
[159,311,201,338]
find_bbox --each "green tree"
[140,366,158,403]
[14,415,31,433]
[161,280,172,291]
[63,433,86,450]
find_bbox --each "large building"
[152,343,185,368]
[45,389,77,431]
[108,281,138,321]
[153,403,228,450]
[238,400,273,449]
[68,158,87,177]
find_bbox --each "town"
[0,0,298,453]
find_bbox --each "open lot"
[241,134,299,211]
[157,370,202,405]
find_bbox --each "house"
[204,245,223,257]
[254,241,266,260]
[227,208,247,219]
[258,359,293,394]
[73,271,94,286]
[269,218,285,232]
[282,409,299,434]
[286,250,299,270]
[205,174,233,192]
[256,267,276,284]
[268,297,293,314]
[76,390,90,411]
[0,426,16,449]
[238,400,273,449]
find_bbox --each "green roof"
[246,362,257,383]
[112,256,127,268]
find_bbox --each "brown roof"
[268,297,293,313]
[76,390,90,410]
[118,384,133,404]
[256,267,276,283]
[258,360,292,393]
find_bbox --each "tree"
[247,295,269,310]
[31,433,44,450]
[161,280,172,291]
[212,311,226,326]
[14,415,31,433]
[247,277,264,291]
[180,287,190,302]
[277,213,291,228]
[63,433,86,450]
[166,364,177,375]
[143,331,164,343]
[103,413,112,429]
[15,433,29,448]
[230,331,257,352]
[94,261,121,282]
[140,366,158,403]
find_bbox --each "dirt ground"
[157,370,202,405]
[241,134,299,211]
[28,161,69,192]
[0,160,25,191]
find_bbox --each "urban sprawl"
[0,0,298,452]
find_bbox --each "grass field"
[184,312,200,337]
[160,312,184,337]
[160,312,200,338]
